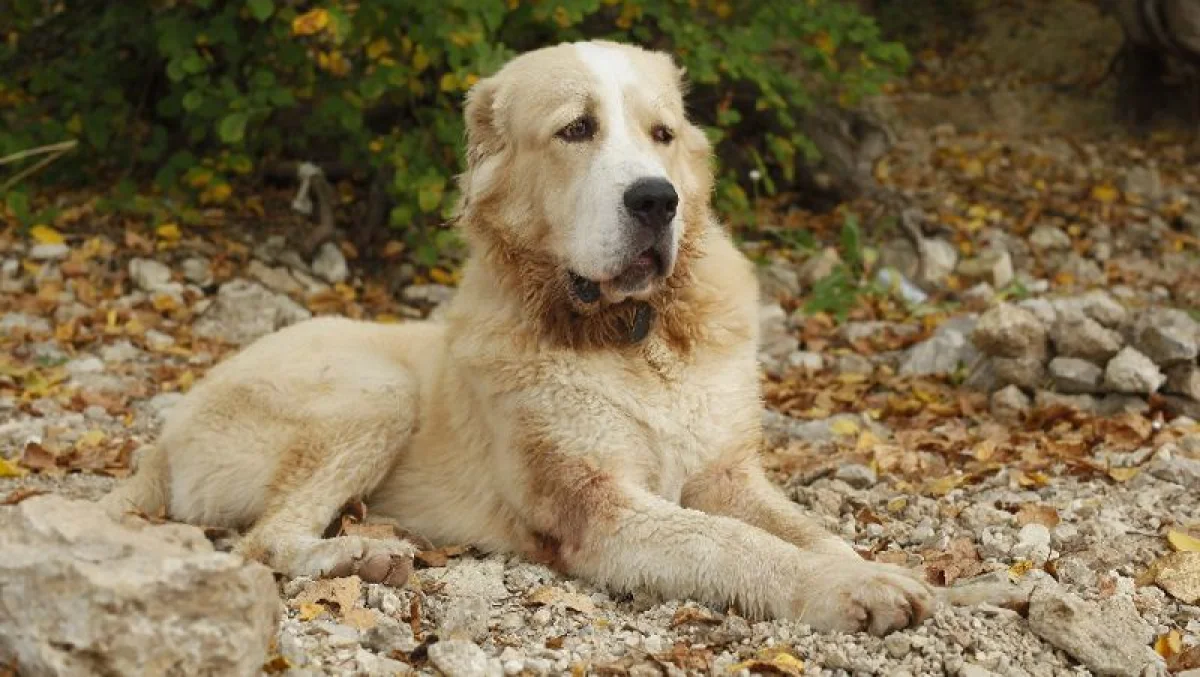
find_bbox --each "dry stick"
[0,142,78,193]
[0,139,78,167]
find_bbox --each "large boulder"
[0,495,281,676]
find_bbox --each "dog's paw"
[793,557,934,636]
[293,536,416,586]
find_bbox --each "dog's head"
[456,40,714,307]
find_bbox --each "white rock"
[1011,523,1052,564]
[1028,225,1072,251]
[1165,364,1200,400]
[192,279,312,346]
[128,257,172,292]
[181,256,213,286]
[402,283,456,306]
[993,356,1046,390]
[0,495,280,676]
[917,238,958,288]
[312,241,350,284]
[1052,312,1122,364]
[1048,357,1103,394]
[990,385,1030,422]
[899,326,971,376]
[1027,583,1154,677]
[428,639,491,677]
[1104,347,1165,394]
[787,351,824,373]
[247,259,303,295]
[29,243,69,260]
[972,303,1046,359]
[1131,308,1199,366]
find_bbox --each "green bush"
[1,0,908,264]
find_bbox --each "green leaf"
[417,175,445,213]
[182,90,205,112]
[217,112,249,144]
[248,0,274,22]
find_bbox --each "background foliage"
[1,0,908,263]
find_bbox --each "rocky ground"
[5,2,1200,676]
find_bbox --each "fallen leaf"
[1091,182,1119,204]
[829,417,860,437]
[1107,466,1140,482]
[30,224,65,245]
[341,607,379,631]
[1155,629,1183,661]
[923,537,985,586]
[262,655,292,674]
[291,576,362,617]
[0,457,28,478]
[1152,552,1200,604]
[669,605,722,629]
[415,544,468,567]
[297,602,327,621]
[155,223,182,241]
[525,585,597,614]
[729,649,805,676]
[1015,503,1060,528]
[1167,529,1200,553]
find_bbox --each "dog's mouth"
[570,247,666,305]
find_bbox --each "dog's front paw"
[793,557,934,636]
[294,536,416,586]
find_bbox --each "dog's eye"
[557,116,596,143]
[651,124,674,145]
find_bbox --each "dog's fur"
[101,41,933,635]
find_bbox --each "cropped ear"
[463,76,504,169]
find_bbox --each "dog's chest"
[607,350,758,501]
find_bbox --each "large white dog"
[102,40,934,636]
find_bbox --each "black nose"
[623,178,678,233]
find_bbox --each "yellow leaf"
[1108,466,1140,482]
[297,602,326,621]
[0,456,28,478]
[411,46,429,73]
[177,370,196,392]
[428,267,455,285]
[1155,629,1183,659]
[1167,530,1200,553]
[30,225,65,245]
[200,183,232,205]
[291,8,329,36]
[366,38,392,60]
[439,72,458,93]
[76,429,106,448]
[156,223,181,241]
[813,31,834,56]
[1091,183,1119,204]
[1008,560,1034,579]
[962,158,984,179]
[829,418,860,437]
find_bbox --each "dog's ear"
[463,76,504,168]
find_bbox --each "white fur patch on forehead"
[574,42,637,88]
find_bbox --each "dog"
[100,40,934,636]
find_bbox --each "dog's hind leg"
[234,377,421,586]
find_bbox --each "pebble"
[428,639,492,677]
[1104,346,1165,394]
[312,242,350,284]
[128,257,172,292]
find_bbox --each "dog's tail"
[99,444,170,521]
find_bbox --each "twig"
[0,139,77,167]
[1,141,77,192]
